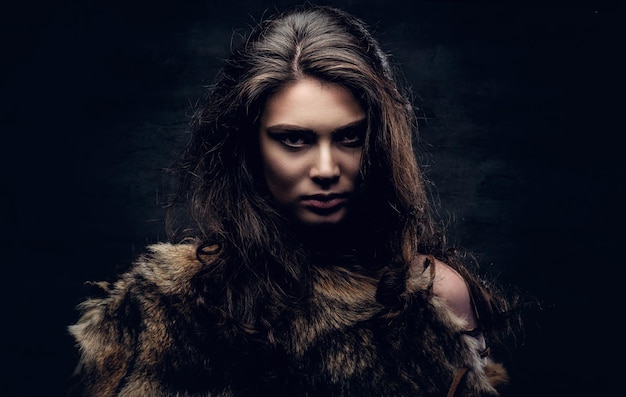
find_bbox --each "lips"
[301,193,348,213]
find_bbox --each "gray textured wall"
[1,0,620,395]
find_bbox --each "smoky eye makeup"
[266,128,316,148]
[264,118,366,149]
[333,120,366,147]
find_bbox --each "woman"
[69,5,517,396]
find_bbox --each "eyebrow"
[265,118,367,134]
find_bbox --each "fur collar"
[69,242,507,396]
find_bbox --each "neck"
[292,217,380,272]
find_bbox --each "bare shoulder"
[413,254,478,330]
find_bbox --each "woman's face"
[259,77,366,226]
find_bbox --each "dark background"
[1,0,622,395]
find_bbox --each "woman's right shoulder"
[70,241,210,327]
[67,241,214,395]
[134,241,207,288]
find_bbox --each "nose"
[310,143,340,183]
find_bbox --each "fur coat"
[68,242,508,396]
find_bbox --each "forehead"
[261,77,365,132]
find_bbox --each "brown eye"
[335,128,364,147]
[268,131,314,149]
[281,134,307,147]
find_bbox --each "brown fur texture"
[69,243,507,396]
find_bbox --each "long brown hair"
[165,4,518,346]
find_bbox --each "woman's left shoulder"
[409,254,477,330]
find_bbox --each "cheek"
[342,151,363,184]
[262,154,306,196]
